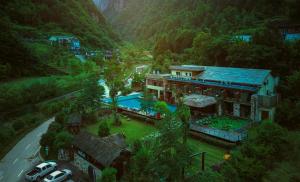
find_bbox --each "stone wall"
[73,153,102,181]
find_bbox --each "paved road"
[0,118,54,182]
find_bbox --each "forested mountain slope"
[108,0,300,74]
[0,0,118,79]
[111,0,300,43]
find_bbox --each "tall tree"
[76,73,104,114]
[104,56,125,126]
[176,98,191,145]
[140,87,154,116]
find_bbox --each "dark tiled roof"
[73,132,127,167]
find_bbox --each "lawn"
[85,115,226,169]
[86,115,157,144]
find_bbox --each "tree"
[40,131,56,147]
[77,73,104,114]
[100,168,117,182]
[221,121,290,181]
[53,131,74,150]
[150,109,191,181]
[104,57,125,126]
[140,87,154,116]
[176,98,191,144]
[98,121,110,137]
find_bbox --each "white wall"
[73,153,102,181]
[171,70,192,78]
[257,74,278,96]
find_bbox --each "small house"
[48,35,81,51]
[72,132,131,181]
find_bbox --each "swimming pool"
[102,93,176,116]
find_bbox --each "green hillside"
[0,0,118,80]
[109,0,300,75]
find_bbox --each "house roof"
[170,65,205,72]
[183,94,217,108]
[193,66,270,86]
[73,132,128,167]
[48,35,76,41]
[285,33,300,41]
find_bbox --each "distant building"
[135,65,150,74]
[73,132,131,181]
[146,65,279,122]
[48,35,81,52]
[233,35,252,42]
[271,21,300,41]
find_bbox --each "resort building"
[49,35,81,52]
[146,65,279,122]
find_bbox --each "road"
[0,117,54,182]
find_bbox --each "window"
[185,73,188,76]
[176,72,180,76]
[189,73,192,77]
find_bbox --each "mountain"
[108,0,300,42]
[0,0,118,79]
[103,0,300,77]
[93,0,127,16]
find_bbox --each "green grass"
[86,115,157,144]
[85,115,226,169]
[187,139,226,171]
[209,117,248,131]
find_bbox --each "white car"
[43,169,72,182]
[25,161,57,181]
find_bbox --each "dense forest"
[0,0,117,79]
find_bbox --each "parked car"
[43,169,72,182]
[25,161,57,181]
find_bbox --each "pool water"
[102,93,176,116]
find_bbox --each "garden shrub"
[12,119,25,131]
[0,126,15,148]
[98,121,110,137]
[101,168,117,182]
[53,131,74,150]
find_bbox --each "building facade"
[146,65,279,121]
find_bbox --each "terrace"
[191,116,250,142]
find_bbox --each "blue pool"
[102,93,176,116]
